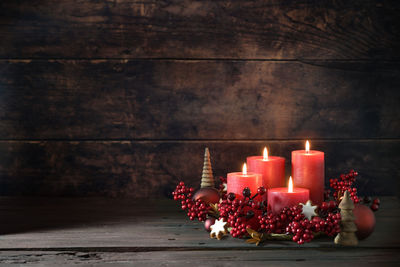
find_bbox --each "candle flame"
[305,140,310,154]
[242,163,247,175]
[288,176,293,193]
[263,147,269,161]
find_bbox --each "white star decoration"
[300,200,318,220]
[210,218,228,240]
[222,182,227,192]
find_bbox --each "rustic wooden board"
[0,197,398,266]
[0,140,398,197]
[0,197,398,249]
[0,0,399,60]
[1,60,399,140]
[0,249,399,266]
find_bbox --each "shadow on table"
[0,197,148,235]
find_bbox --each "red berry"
[370,203,379,211]
[242,187,251,198]
[227,193,236,201]
[363,196,372,204]
[328,201,337,210]
[257,187,266,195]
[320,202,329,210]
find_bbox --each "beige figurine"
[334,190,358,246]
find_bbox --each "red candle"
[227,163,263,201]
[267,177,309,214]
[292,141,324,205]
[247,147,285,189]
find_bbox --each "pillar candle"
[292,141,324,205]
[267,177,309,214]
[247,147,285,189]
[227,163,263,201]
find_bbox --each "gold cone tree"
[200,147,215,188]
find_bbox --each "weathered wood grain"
[1,60,399,140]
[0,0,398,59]
[0,140,398,197]
[0,197,398,249]
[0,197,398,265]
[0,0,398,201]
[1,249,399,266]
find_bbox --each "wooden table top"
[0,197,399,266]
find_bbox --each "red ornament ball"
[204,217,216,232]
[193,187,220,204]
[353,204,376,240]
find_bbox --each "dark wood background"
[0,0,399,198]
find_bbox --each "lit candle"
[247,147,285,189]
[267,177,309,214]
[292,140,325,205]
[227,163,263,201]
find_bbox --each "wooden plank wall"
[0,0,399,197]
